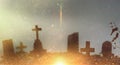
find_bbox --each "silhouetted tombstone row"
[1,25,118,65]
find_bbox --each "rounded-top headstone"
[102,41,112,57]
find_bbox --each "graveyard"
[0,25,120,65]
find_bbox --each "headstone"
[102,41,113,57]
[2,39,15,58]
[2,39,16,65]
[68,32,79,53]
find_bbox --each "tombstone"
[31,25,46,55]
[67,32,79,53]
[102,41,113,57]
[81,41,95,56]
[2,39,16,65]
[16,42,27,54]
[2,39,15,58]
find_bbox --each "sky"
[0,0,120,56]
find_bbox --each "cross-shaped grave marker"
[81,41,95,56]
[16,42,27,53]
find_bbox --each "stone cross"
[16,42,26,53]
[81,41,95,56]
[32,25,42,40]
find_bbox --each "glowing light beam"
[57,0,63,27]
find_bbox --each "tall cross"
[81,41,95,56]
[32,25,42,40]
[16,42,27,53]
